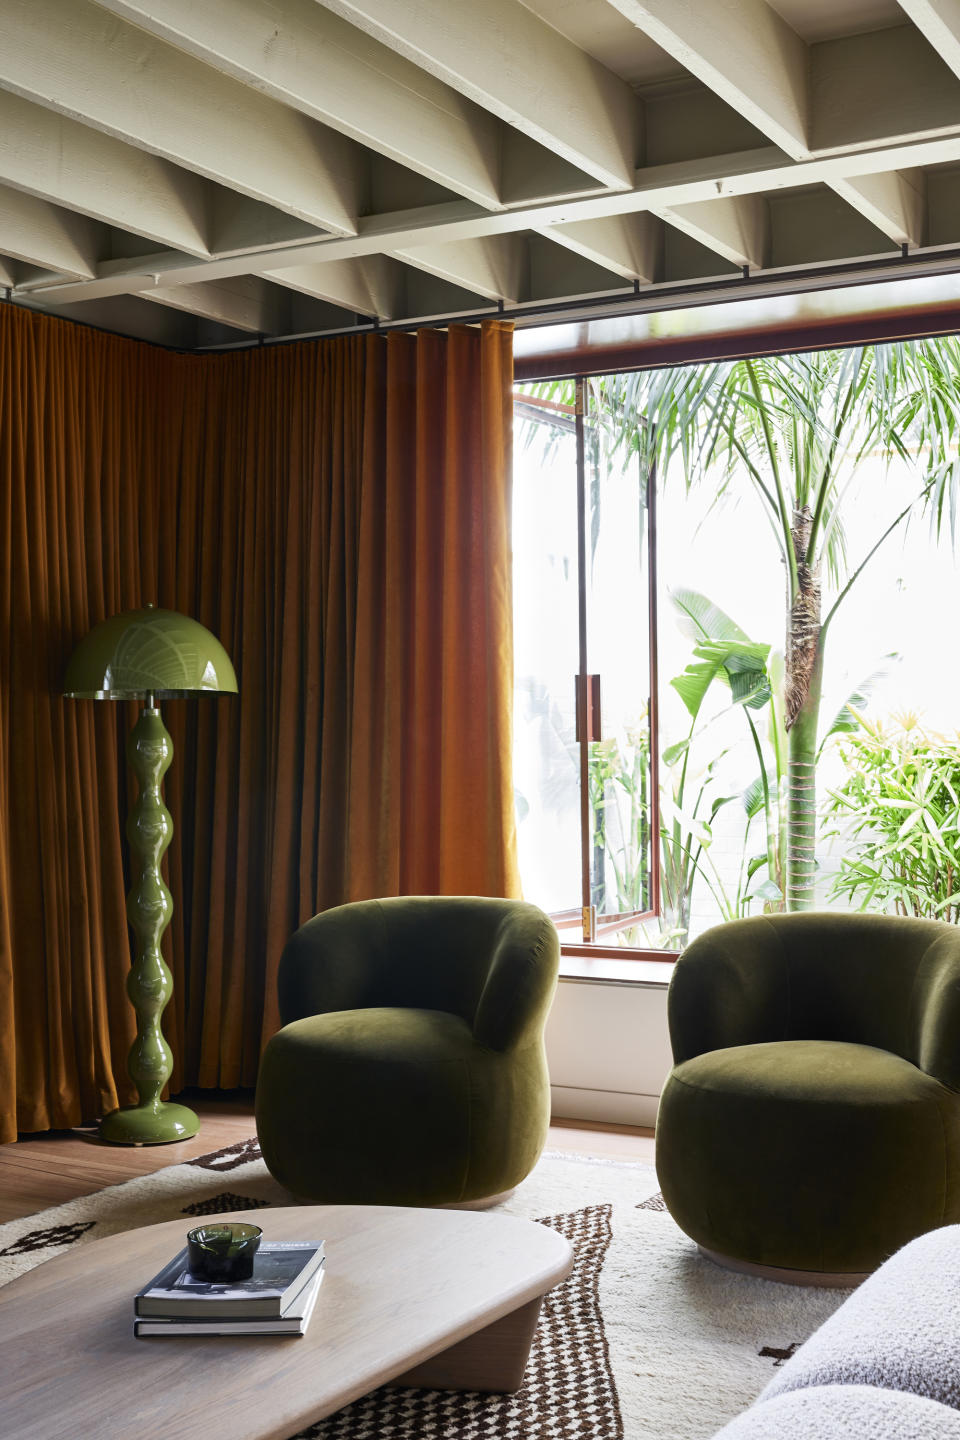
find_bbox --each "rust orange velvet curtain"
[0,305,518,1143]
[344,327,518,899]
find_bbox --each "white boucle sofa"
[712,1225,960,1438]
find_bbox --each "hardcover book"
[136,1239,325,1318]
[134,1262,325,1337]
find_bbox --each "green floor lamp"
[64,605,238,1145]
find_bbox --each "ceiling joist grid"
[4,0,960,348]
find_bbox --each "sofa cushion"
[712,1384,960,1439]
[762,1224,960,1410]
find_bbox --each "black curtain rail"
[8,242,960,357]
[0,292,200,356]
[191,245,960,352]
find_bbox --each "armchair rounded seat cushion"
[255,896,559,1206]
[659,1038,958,1274]
[656,913,960,1278]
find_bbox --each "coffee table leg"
[390,1296,543,1394]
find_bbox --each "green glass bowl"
[186,1222,262,1282]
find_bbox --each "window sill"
[558,951,675,986]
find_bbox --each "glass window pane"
[512,399,582,917]
[583,390,654,945]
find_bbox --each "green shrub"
[824,715,960,922]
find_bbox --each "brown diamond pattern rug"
[0,1142,849,1439]
[295,1204,622,1440]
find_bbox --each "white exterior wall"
[545,977,672,1128]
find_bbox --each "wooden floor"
[0,1090,655,1224]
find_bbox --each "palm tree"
[605,341,960,908]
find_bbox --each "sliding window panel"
[583,383,656,945]
[512,396,582,919]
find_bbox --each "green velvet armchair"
[255,896,560,1206]
[656,912,960,1280]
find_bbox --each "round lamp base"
[99,1102,200,1146]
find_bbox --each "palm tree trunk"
[785,506,822,910]
[786,648,823,908]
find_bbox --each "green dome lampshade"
[64,606,237,699]
[63,605,237,1148]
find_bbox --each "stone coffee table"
[0,1203,573,1439]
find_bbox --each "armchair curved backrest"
[668,912,960,1089]
[277,896,559,1052]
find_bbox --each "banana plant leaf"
[671,639,772,718]
[671,587,752,644]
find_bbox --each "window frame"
[513,380,664,961]
[514,284,960,962]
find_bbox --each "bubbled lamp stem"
[99,701,198,1145]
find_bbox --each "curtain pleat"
[0,306,518,1143]
[345,323,520,902]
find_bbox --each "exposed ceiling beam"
[0,185,103,277]
[207,199,327,261]
[805,27,954,243]
[393,236,528,303]
[609,11,951,250]
[524,235,629,305]
[25,293,198,346]
[898,0,960,80]
[657,195,769,270]
[92,0,506,211]
[0,257,19,288]
[883,12,960,241]
[498,136,611,209]
[0,89,212,257]
[809,26,960,155]
[401,267,499,322]
[18,132,960,308]
[663,225,737,283]
[766,186,898,269]
[606,0,809,158]
[536,214,661,282]
[831,172,927,249]
[0,0,363,236]
[140,276,288,332]
[0,88,328,268]
[316,0,642,190]
[927,162,960,246]
[261,257,406,319]
[808,30,944,246]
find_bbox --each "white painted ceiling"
[3,0,960,350]
[519,0,682,85]
[767,0,903,43]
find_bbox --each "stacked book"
[134,1239,326,1337]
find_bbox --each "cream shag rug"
[0,1139,848,1440]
